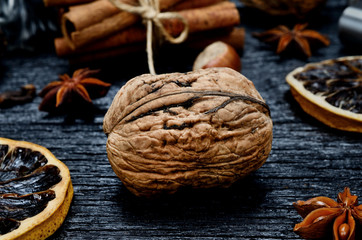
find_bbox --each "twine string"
[108,0,189,75]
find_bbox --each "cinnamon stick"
[68,27,244,64]
[68,43,145,65]
[63,1,240,49]
[62,0,183,49]
[170,0,226,11]
[62,0,136,32]
[54,26,245,57]
[186,27,245,50]
[55,25,146,56]
[64,11,140,49]
[163,1,240,37]
[43,0,94,7]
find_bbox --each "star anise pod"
[293,187,362,240]
[0,84,36,108]
[39,68,111,112]
[253,23,330,57]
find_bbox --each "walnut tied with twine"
[103,68,273,197]
[108,0,189,75]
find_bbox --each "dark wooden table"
[0,0,361,239]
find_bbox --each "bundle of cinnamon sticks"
[46,0,244,64]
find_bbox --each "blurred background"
[0,0,58,51]
[0,0,356,53]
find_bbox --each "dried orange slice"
[0,138,73,240]
[286,56,362,132]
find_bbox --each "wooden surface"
[0,0,361,239]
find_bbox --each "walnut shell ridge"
[103,68,273,197]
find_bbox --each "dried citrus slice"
[286,56,362,132]
[0,137,73,240]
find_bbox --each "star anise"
[253,23,330,57]
[39,68,111,112]
[0,84,36,108]
[293,187,362,240]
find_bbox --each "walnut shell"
[103,68,273,197]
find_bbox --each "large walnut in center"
[104,68,273,197]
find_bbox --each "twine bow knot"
[108,0,189,75]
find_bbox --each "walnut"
[103,68,273,197]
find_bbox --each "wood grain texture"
[0,0,361,239]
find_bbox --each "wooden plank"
[0,1,360,239]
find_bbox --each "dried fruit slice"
[286,56,362,132]
[0,138,73,239]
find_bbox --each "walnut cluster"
[103,68,273,197]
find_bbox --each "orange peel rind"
[286,56,362,132]
[0,138,73,240]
